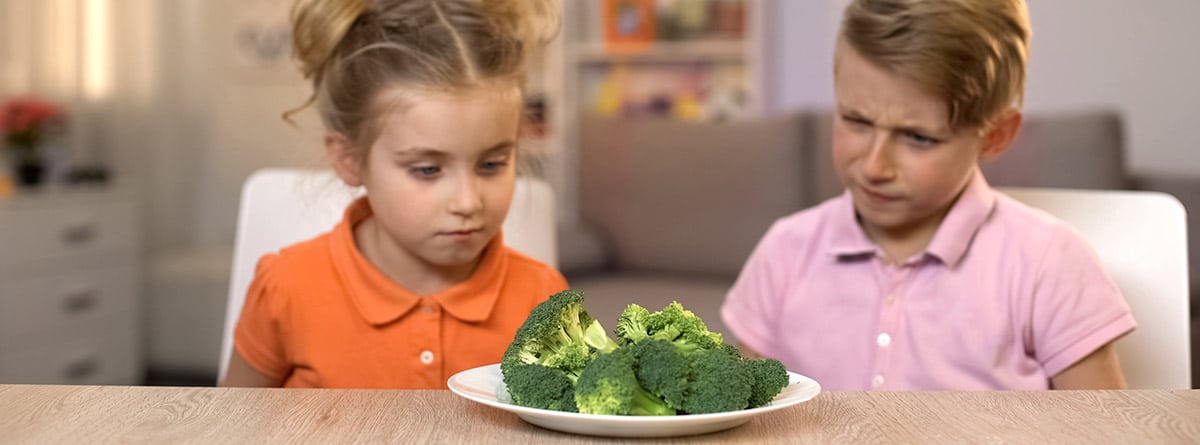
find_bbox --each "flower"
[1,97,67,160]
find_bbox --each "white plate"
[448,363,821,438]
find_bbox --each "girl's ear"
[325,132,364,187]
[979,109,1023,162]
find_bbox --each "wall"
[762,0,1200,177]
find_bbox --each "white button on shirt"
[419,350,434,364]
[872,374,885,388]
[877,332,892,347]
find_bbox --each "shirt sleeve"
[232,253,291,380]
[1031,225,1137,377]
[721,220,788,357]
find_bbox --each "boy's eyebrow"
[837,105,950,136]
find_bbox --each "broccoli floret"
[682,348,753,414]
[574,348,675,416]
[746,358,789,408]
[501,290,619,411]
[503,363,578,412]
[614,303,652,346]
[615,301,725,354]
[629,339,689,411]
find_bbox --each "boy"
[721,0,1134,390]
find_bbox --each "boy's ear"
[325,132,364,187]
[979,110,1023,162]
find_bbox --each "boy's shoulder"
[989,192,1082,244]
[764,194,851,245]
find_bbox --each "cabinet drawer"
[0,325,140,385]
[0,265,138,339]
[0,200,137,269]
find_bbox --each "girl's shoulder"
[500,246,569,291]
[251,232,339,287]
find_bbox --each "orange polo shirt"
[233,197,568,388]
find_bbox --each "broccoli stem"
[629,386,676,416]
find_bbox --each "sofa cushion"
[983,109,1129,189]
[578,113,809,277]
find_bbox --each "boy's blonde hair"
[287,0,559,157]
[839,0,1031,130]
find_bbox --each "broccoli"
[616,301,725,353]
[745,358,790,408]
[574,348,676,416]
[501,290,619,411]
[502,363,578,412]
[629,339,689,411]
[682,347,754,414]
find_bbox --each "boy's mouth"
[861,186,900,203]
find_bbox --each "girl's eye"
[479,159,509,173]
[410,166,441,177]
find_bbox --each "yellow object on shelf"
[672,92,705,121]
[0,174,13,199]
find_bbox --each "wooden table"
[1,385,1197,444]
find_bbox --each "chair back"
[1001,187,1190,389]
[217,168,557,382]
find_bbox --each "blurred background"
[1,0,1197,387]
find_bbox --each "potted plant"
[1,97,66,187]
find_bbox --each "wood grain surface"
[2,385,1197,444]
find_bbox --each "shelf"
[573,40,745,64]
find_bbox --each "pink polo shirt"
[721,171,1136,390]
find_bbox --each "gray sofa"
[560,109,1198,386]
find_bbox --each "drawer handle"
[61,224,97,245]
[62,290,98,314]
[64,356,100,380]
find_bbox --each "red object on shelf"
[603,0,656,50]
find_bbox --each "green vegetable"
[501,290,619,411]
[574,347,675,416]
[501,291,791,415]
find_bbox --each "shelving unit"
[534,0,762,223]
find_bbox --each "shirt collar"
[330,197,509,326]
[826,170,997,266]
[827,190,878,257]
[924,170,996,266]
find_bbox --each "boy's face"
[354,85,521,271]
[832,44,993,241]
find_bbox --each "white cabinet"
[0,188,143,384]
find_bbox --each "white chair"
[1001,187,1191,389]
[217,168,558,382]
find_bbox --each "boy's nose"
[862,132,898,181]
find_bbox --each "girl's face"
[832,43,998,241]
[354,85,522,272]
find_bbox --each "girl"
[222,0,567,388]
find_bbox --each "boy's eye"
[842,115,871,127]
[905,132,940,146]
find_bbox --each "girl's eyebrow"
[391,141,516,158]
[482,141,516,155]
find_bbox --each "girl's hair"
[839,0,1030,131]
[287,0,559,155]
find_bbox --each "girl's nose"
[449,175,484,216]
